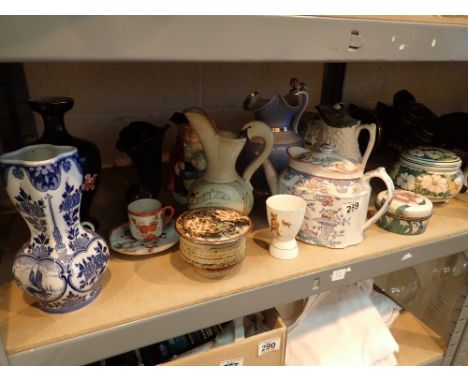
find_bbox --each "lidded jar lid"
[375,189,433,219]
[316,103,360,128]
[400,146,462,172]
[175,207,252,244]
[288,143,363,179]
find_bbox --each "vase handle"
[82,221,96,232]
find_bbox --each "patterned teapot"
[263,144,395,248]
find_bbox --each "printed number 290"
[258,338,280,356]
[346,202,359,213]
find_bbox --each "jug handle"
[263,158,279,195]
[354,123,377,168]
[362,167,395,232]
[241,121,274,183]
[290,90,309,134]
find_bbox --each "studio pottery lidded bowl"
[176,207,252,279]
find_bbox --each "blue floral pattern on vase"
[0,145,109,314]
[0,155,82,192]
[72,241,109,290]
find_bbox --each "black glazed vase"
[116,121,169,204]
[29,96,102,228]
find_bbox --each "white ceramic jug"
[183,108,273,214]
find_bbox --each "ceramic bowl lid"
[375,189,433,219]
[288,144,363,179]
[400,147,462,171]
[175,207,252,244]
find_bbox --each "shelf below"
[1,166,467,365]
[392,310,445,366]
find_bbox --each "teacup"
[266,194,306,260]
[127,198,175,242]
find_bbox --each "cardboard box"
[162,309,287,366]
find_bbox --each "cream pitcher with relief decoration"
[262,143,395,248]
[316,103,377,164]
[183,108,273,214]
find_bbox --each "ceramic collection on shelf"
[390,146,463,203]
[3,80,464,316]
[0,144,109,313]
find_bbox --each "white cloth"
[285,282,399,366]
[370,289,401,328]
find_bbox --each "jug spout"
[183,107,219,147]
[184,107,246,184]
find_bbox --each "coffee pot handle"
[362,167,395,231]
[354,123,377,168]
[290,90,309,134]
[241,121,274,183]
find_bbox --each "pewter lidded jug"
[316,103,377,164]
[239,78,309,195]
[183,108,273,214]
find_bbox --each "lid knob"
[318,143,334,153]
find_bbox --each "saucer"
[109,220,179,256]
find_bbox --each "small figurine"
[168,112,207,204]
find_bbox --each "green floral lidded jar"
[390,146,463,203]
[375,190,433,235]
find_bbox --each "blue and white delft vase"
[0,144,109,313]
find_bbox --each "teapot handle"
[362,167,395,232]
[354,123,376,168]
[241,121,274,183]
[290,90,309,134]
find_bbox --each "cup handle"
[161,206,175,230]
[362,167,395,232]
[82,221,96,232]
